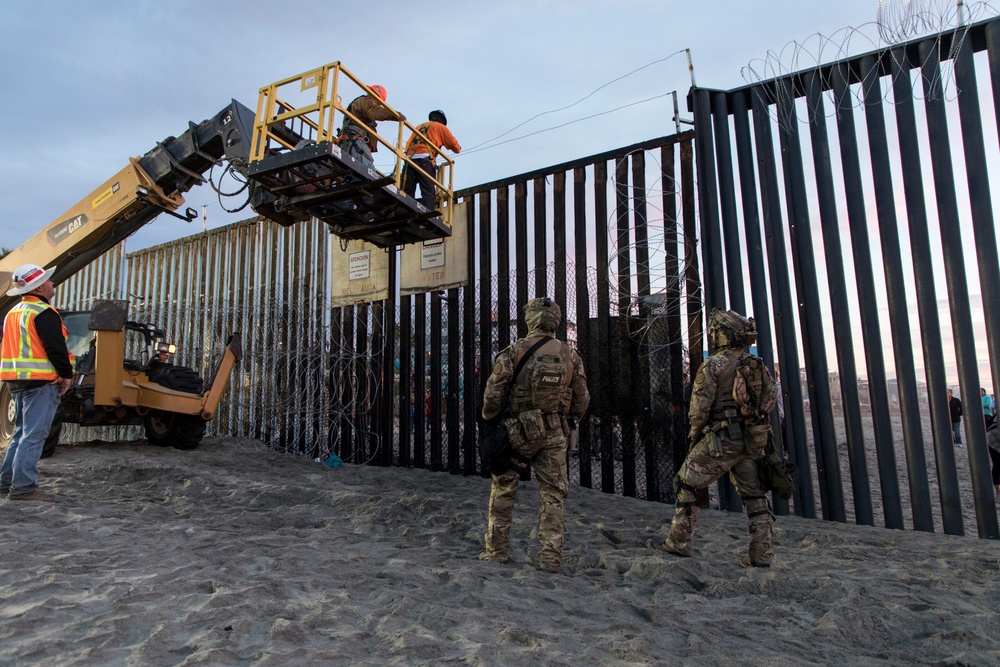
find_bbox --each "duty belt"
[713,410,743,441]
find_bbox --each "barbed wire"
[742,1,999,131]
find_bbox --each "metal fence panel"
[57,133,696,507]
[694,17,1000,539]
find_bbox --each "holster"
[694,423,725,458]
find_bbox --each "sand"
[1,436,999,666]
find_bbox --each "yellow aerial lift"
[0,62,455,451]
[244,62,456,247]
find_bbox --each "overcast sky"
[0,0,893,251]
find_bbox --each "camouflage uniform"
[664,308,778,567]
[480,298,590,573]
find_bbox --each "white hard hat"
[6,263,56,297]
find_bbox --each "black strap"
[512,336,551,385]
[492,336,551,423]
[678,480,698,495]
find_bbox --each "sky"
[0,0,887,251]
[3,0,995,393]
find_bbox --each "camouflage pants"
[665,434,774,565]
[483,427,569,571]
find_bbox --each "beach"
[1,436,999,666]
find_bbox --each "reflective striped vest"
[0,297,69,381]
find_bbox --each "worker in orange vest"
[403,110,461,211]
[0,263,73,502]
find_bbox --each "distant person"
[987,418,1000,497]
[982,388,994,425]
[479,297,589,574]
[660,309,778,568]
[948,389,963,445]
[0,264,73,502]
[338,84,406,169]
[403,110,461,211]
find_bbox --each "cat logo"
[46,213,89,246]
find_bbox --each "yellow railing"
[250,62,456,230]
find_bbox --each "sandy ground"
[2,436,999,667]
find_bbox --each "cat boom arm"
[0,99,261,318]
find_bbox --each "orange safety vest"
[0,296,70,381]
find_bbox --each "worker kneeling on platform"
[337,83,406,169]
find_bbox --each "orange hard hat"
[369,84,387,101]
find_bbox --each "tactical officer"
[662,308,777,567]
[480,297,590,573]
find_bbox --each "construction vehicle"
[0,62,455,451]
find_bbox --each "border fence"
[53,16,1000,540]
[693,16,1000,538]
[58,132,700,507]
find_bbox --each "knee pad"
[744,496,773,522]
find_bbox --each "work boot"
[477,551,509,564]
[661,536,691,558]
[9,490,58,502]
[741,554,771,568]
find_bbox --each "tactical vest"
[706,349,742,425]
[508,340,574,415]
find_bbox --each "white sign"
[420,239,445,270]
[400,201,468,296]
[348,250,371,281]
[332,240,390,306]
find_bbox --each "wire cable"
[463,51,688,154]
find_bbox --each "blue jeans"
[952,421,962,445]
[1,383,61,496]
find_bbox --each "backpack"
[479,421,529,476]
[733,355,777,422]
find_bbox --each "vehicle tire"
[143,411,206,450]
[0,382,14,456]
[143,366,206,450]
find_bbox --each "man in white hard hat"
[0,264,73,501]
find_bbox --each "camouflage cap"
[524,297,561,333]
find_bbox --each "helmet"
[524,297,561,334]
[6,263,56,297]
[707,307,750,350]
[428,109,447,125]
[744,317,758,347]
[368,84,387,101]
